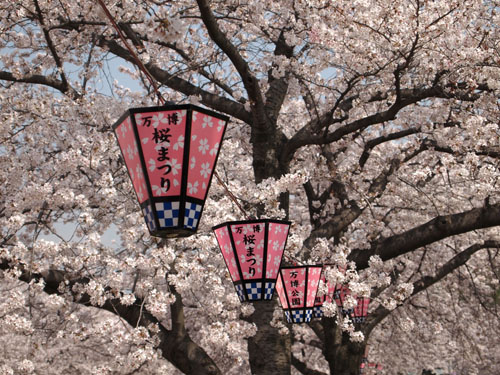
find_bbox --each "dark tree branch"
[33,0,72,95]
[0,258,221,375]
[303,156,402,252]
[98,38,250,123]
[195,0,264,114]
[292,354,328,375]
[359,128,420,168]
[350,203,500,270]
[282,81,488,164]
[364,240,500,334]
[264,30,294,125]
[0,71,80,98]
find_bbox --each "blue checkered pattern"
[155,201,180,228]
[313,306,323,318]
[291,309,304,323]
[304,308,313,322]
[183,202,202,229]
[264,282,275,300]
[245,282,262,300]
[142,204,156,231]
[285,309,314,323]
[234,284,245,302]
[341,308,353,316]
[353,316,366,324]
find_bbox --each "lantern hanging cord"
[96,0,166,105]
[97,1,251,221]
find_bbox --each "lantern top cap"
[112,103,230,130]
[212,218,292,231]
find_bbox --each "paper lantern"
[113,104,228,237]
[333,283,353,316]
[313,266,336,318]
[360,357,368,375]
[213,219,291,302]
[276,265,323,323]
[352,296,370,323]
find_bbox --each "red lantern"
[113,104,228,238]
[213,219,291,302]
[333,283,371,323]
[352,296,370,323]
[313,266,336,318]
[360,358,367,374]
[276,265,323,323]
[333,284,352,315]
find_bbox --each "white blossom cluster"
[0,0,500,374]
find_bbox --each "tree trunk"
[247,299,291,375]
[323,317,367,375]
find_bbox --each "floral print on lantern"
[306,267,322,307]
[134,110,187,197]
[229,222,267,280]
[115,117,148,204]
[214,226,240,282]
[213,219,291,302]
[186,111,225,200]
[265,223,289,280]
[276,265,323,321]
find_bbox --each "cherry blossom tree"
[1,0,500,374]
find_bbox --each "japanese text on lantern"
[290,271,301,306]
[236,224,261,278]
[140,113,179,192]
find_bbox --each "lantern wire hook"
[96,0,251,221]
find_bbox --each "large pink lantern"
[113,104,228,238]
[276,265,323,323]
[213,219,291,302]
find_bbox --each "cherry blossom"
[0,1,499,375]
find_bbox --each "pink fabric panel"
[214,226,240,282]
[265,223,289,280]
[335,285,351,308]
[229,222,266,280]
[314,273,333,306]
[316,266,336,305]
[354,297,370,317]
[280,268,307,308]
[275,274,288,309]
[115,118,148,204]
[306,267,322,307]
[327,278,336,301]
[186,111,226,200]
[134,110,187,197]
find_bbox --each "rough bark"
[322,317,367,375]
[247,299,291,375]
